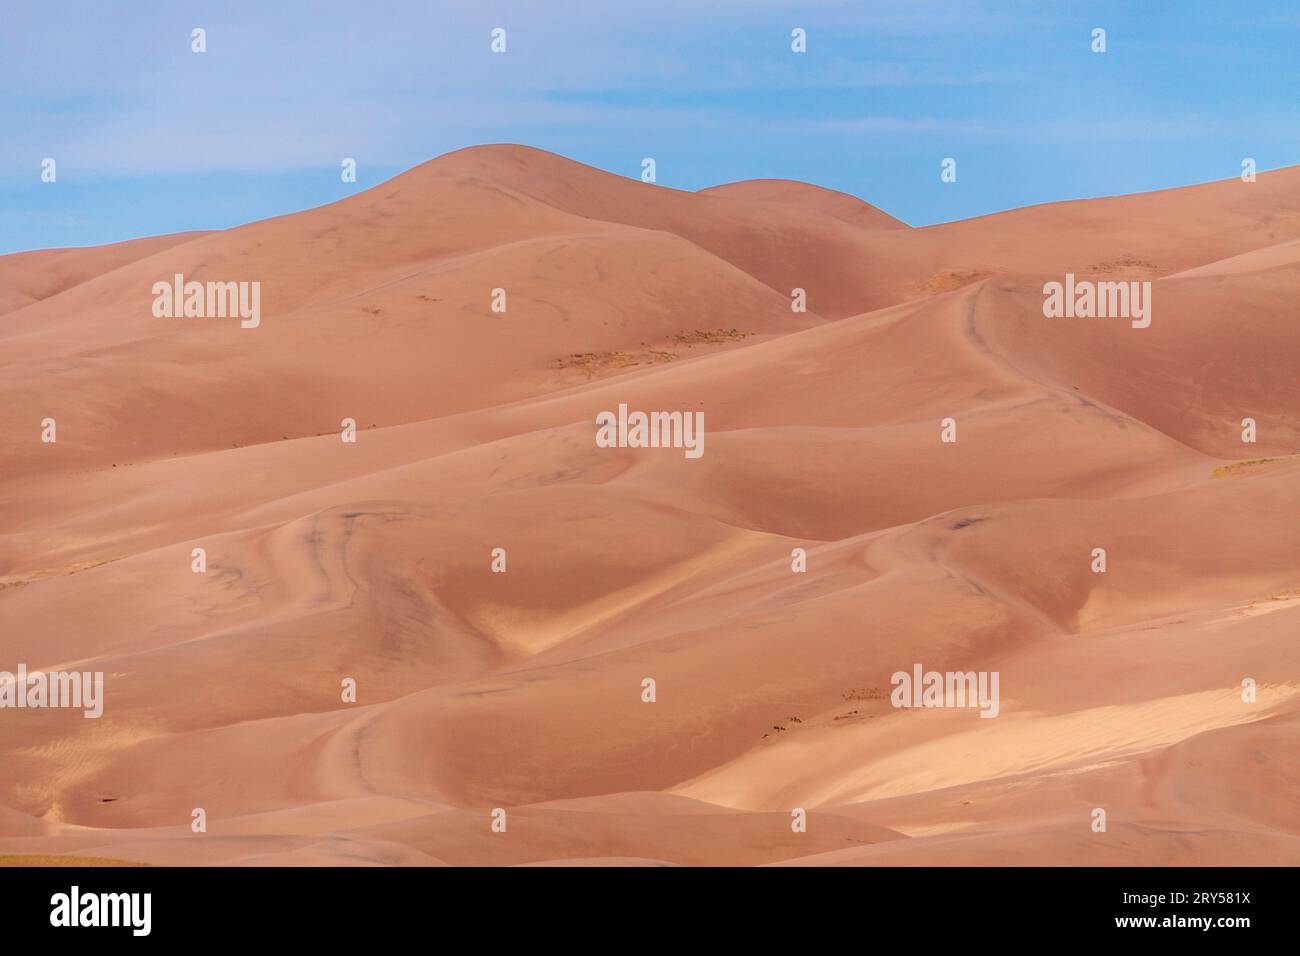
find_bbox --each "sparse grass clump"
[672,328,751,345]
[1211,457,1281,477]
[923,270,991,295]
[0,855,151,867]
[554,349,674,379]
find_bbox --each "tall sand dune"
[1,146,1296,865]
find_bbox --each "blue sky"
[2,0,1297,254]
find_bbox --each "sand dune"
[1,146,1296,865]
